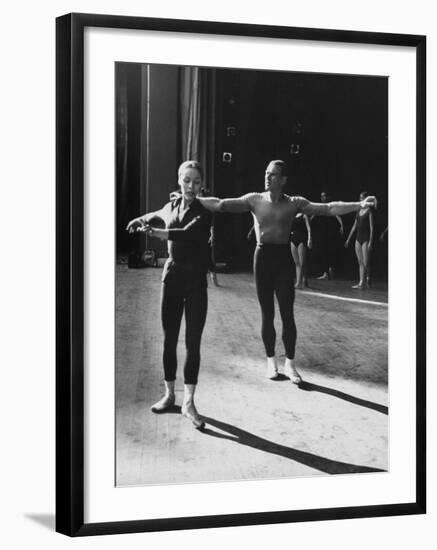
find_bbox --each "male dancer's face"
[264,162,285,193]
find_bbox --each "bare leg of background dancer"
[345,191,375,289]
[290,212,312,289]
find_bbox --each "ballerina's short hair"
[178,160,204,179]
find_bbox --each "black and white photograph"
[3,0,433,547]
[115,62,389,487]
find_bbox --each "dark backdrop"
[116,64,388,278]
[212,69,388,276]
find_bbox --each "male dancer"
[198,160,376,383]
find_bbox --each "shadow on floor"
[25,513,55,531]
[168,407,385,476]
[298,381,388,415]
[295,359,388,387]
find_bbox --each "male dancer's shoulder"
[287,195,310,211]
[285,194,308,202]
[243,192,263,200]
[241,192,264,206]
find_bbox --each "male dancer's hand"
[360,196,377,209]
[126,217,146,233]
[137,223,153,234]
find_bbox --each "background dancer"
[345,191,375,289]
[311,191,344,280]
[290,213,312,289]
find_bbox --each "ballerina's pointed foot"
[266,357,279,380]
[181,402,205,430]
[150,393,175,413]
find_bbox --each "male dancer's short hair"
[270,159,288,178]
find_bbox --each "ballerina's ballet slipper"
[151,394,175,413]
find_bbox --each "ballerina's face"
[178,167,203,202]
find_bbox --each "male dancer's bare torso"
[245,192,309,245]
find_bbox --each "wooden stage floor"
[115,265,388,487]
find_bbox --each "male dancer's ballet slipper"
[284,366,303,385]
[150,394,175,413]
[181,403,205,430]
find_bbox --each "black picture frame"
[56,12,426,537]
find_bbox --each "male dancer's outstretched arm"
[197,195,252,213]
[199,194,376,217]
[301,195,377,217]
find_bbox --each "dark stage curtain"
[116,64,216,257]
[116,64,143,258]
[179,67,216,194]
[179,67,217,264]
